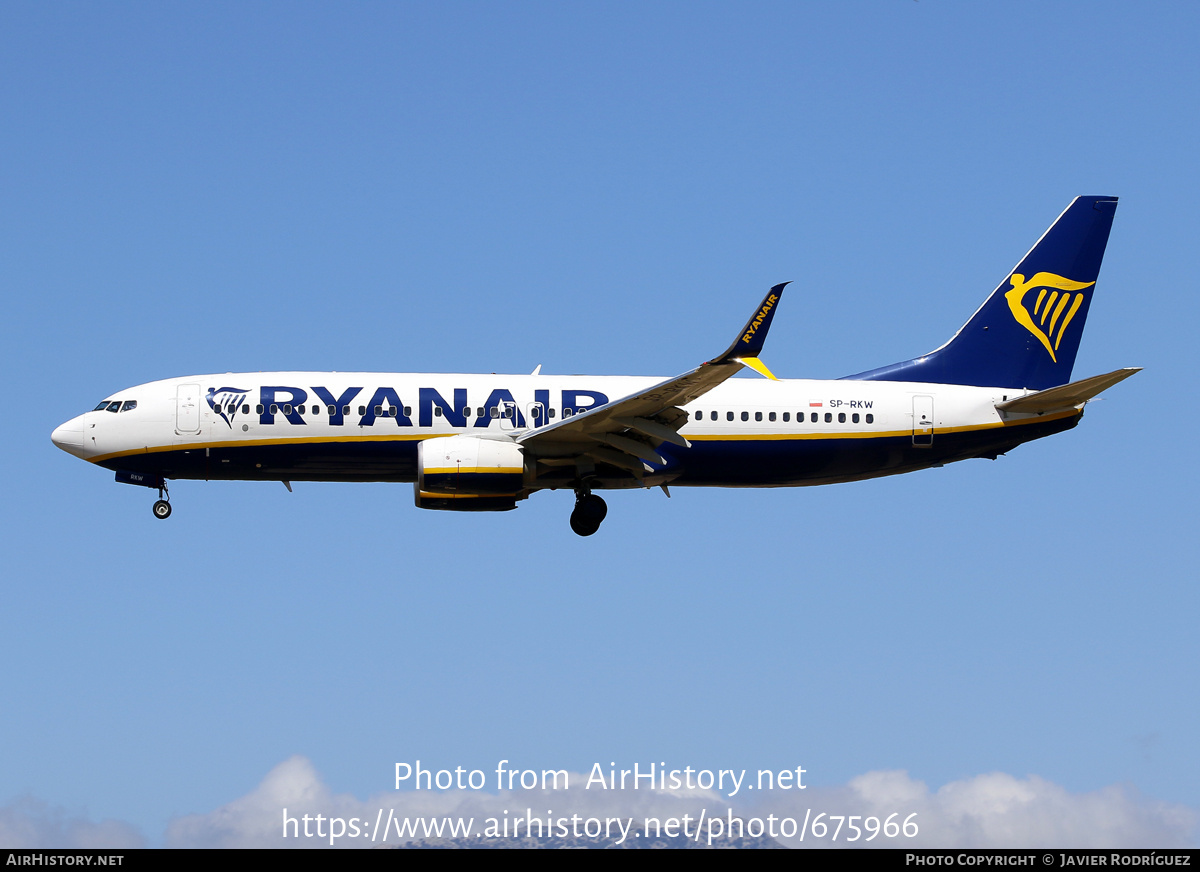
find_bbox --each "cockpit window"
[94,399,134,412]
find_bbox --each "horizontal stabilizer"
[996,367,1141,415]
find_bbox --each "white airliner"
[52,196,1137,535]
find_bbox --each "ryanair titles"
[211,385,610,430]
[740,293,779,345]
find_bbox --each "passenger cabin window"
[710,411,717,421]
[866,413,874,424]
[694,410,702,421]
[824,413,832,423]
[755,412,763,422]
[741,411,749,422]
[726,411,734,421]
[783,412,790,422]
[838,412,846,423]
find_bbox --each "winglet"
[709,282,790,376]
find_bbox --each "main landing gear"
[570,490,607,537]
[152,483,171,520]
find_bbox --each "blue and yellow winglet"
[708,281,790,379]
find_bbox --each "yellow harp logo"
[1004,272,1094,362]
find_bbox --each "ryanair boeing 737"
[51,196,1137,535]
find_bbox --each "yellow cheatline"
[418,490,518,499]
[423,467,523,475]
[88,408,1082,463]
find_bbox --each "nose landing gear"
[152,483,171,520]
[570,490,607,537]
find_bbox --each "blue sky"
[2,1,1197,848]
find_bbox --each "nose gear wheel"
[152,482,171,520]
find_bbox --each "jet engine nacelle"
[414,435,527,512]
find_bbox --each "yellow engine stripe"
[423,467,523,475]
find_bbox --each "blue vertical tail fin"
[844,196,1118,390]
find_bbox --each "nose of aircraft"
[51,415,87,458]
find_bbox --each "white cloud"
[759,771,1198,848]
[4,761,1192,849]
[165,756,728,848]
[162,757,1198,849]
[0,796,144,849]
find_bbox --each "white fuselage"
[51,371,1076,490]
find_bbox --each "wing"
[517,283,789,477]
